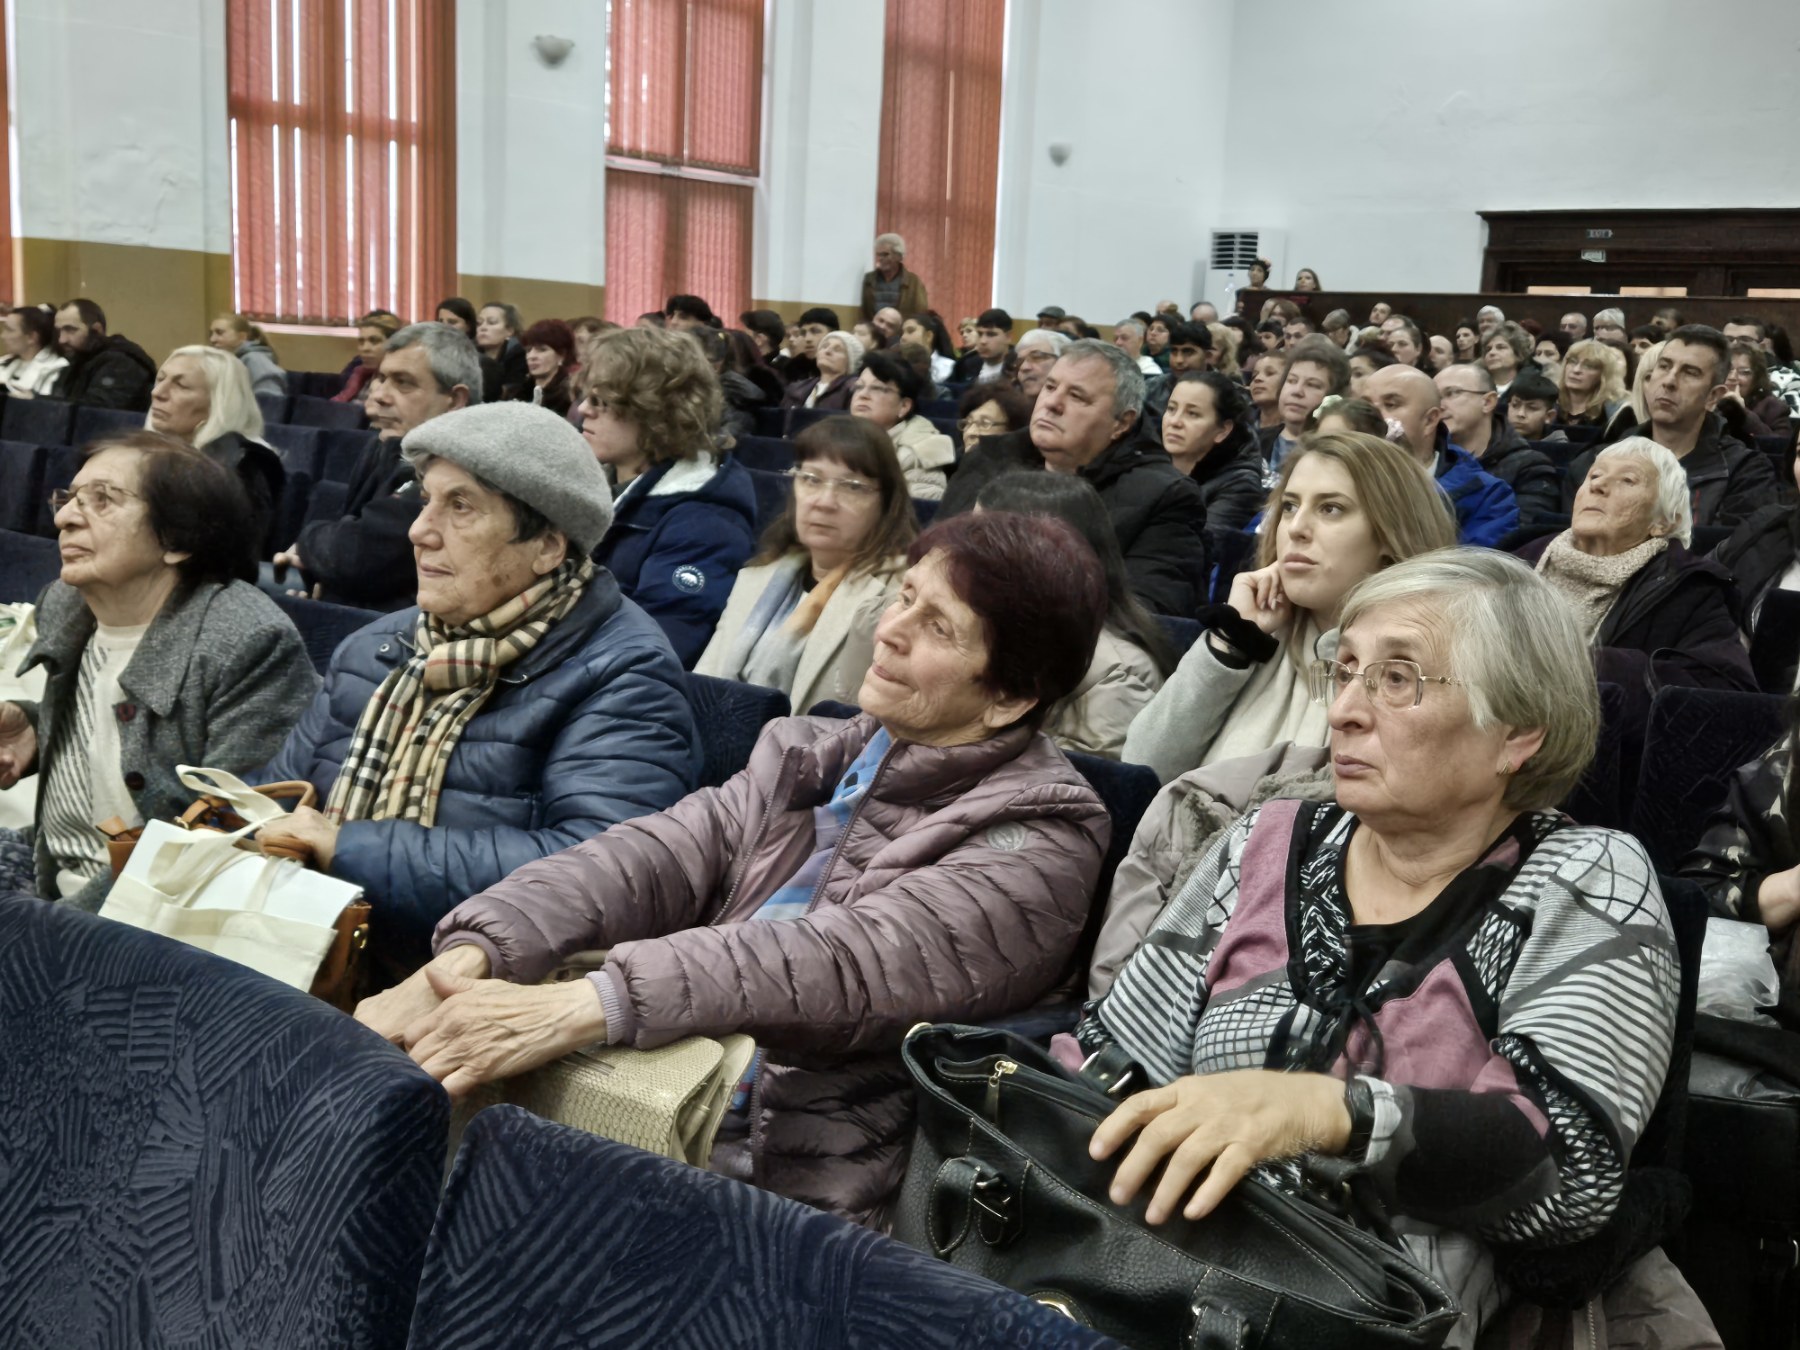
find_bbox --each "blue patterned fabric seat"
[683,672,791,788]
[407,1105,1118,1349]
[0,896,448,1348]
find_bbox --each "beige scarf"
[1534,531,1667,642]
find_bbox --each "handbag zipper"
[938,1054,1111,1123]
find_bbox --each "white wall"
[455,0,609,284]
[13,0,229,252]
[1215,0,1800,293]
[993,0,1237,321]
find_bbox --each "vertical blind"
[0,5,12,306]
[227,0,456,326]
[876,0,1005,328]
[605,0,762,324]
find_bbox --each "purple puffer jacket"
[434,713,1110,1223]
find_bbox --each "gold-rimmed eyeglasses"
[1309,658,1466,710]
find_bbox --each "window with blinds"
[605,0,762,325]
[876,0,1005,329]
[226,0,456,326]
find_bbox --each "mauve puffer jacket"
[433,713,1110,1224]
[261,571,702,968]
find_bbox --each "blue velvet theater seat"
[0,896,449,1349]
[406,1105,1118,1349]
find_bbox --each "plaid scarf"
[325,557,595,827]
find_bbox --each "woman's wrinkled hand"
[1227,562,1292,637]
[1758,866,1800,932]
[258,803,342,870]
[355,943,490,1043]
[1089,1070,1351,1224]
[0,702,37,788]
[402,969,609,1098]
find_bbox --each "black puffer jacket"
[296,434,420,612]
[200,431,287,569]
[1713,504,1796,622]
[1188,434,1267,532]
[1474,417,1562,521]
[939,427,1044,517]
[55,334,156,411]
[1563,412,1779,528]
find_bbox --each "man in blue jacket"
[1364,364,1519,548]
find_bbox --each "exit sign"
[1586,228,1614,240]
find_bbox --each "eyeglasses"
[1309,658,1466,710]
[1437,387,1487,402]
[786,468,877,499]
[50,483,141,516]
[959,416,1009,436]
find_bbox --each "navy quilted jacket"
[261,570,702,966]
[595,455,759,667]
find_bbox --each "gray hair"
[1476,305,1505,323]
[1338,547,1599,813]
[1016,328,1071,357]
[1323,308,1353,331]
[152,344,265,446]
[388,322,484,403]
[1114,318,1146,339]
[874,232,905,255]
[1592,438,1693,546]
[1485,321,1534,365]
[1594,307,1625,330]
[1059,337,1145,419]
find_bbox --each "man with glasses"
[1013,328,1070,399]
[1434,364,1560,520]
[951,308,1015,385]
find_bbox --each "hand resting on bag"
[256,803,342,870]
[400,971,610,1098]
[1089,1069,1351,1225]
[356,943,491,1042]
[0,702,37,788]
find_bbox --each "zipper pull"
[984,1058,1016,1121]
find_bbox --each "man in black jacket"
[1434,363,1561,521]
[943,339,1209,617]
[950,308,1014,385]
[274,323,480,610]
[52,299,155,410]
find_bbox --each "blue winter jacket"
[260,570,702,966]
[1436,435,1519,548]
[596,453,759,667]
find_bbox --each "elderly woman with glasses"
[0,432,316,905]
[697,417,916,713]
[1077,548,1709,1347]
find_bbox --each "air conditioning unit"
[1198,228,1285,313]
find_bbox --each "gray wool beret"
[401,402,613,554]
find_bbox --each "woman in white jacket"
[848,351,957,500]
[0,305,68,398]
[696,416,917,714]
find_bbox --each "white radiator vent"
[1209,231,1261,270]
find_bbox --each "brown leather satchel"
[98,780,371,1012]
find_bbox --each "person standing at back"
[861,232,928,321]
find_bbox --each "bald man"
[1363,364,1519,547]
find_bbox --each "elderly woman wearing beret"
[258,402,702,973]
[356,511,1115,1225]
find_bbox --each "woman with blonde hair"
[146,344,285,561]
[1205,321,1242,378]
[1557,338,1632,435]
[208,313,288,399]
[1123,431,1457,783]
[582,326,759,664]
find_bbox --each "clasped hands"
[355,944,609,1097]
[1089,1069,1352,1224]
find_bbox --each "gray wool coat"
[14,579,320,906]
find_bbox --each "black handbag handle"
[1188,1300,1255,1350]
[928,1155,1022,1256]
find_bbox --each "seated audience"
[1144,314,1175,369]
[1558,338,1632,435]
[1321,309,1355,351]
[1476,303,1505,335]
[1453,320,1480,362]
[1308,396,1387,439]
[861,231,927,320]
[952,308,1015,384]
[53,299,155,411]
[0,433,316,906]
[1562,326,1778,529]
[1426,333,1454,372]
[698,418,914,712]
[1160,371,1265,531]
[476,301,529,401]
[1504,369,1566,444]
[1085,548,1702,1346]
[901,311,958,385]
[1380,317,1424,369]
[0,304,67,398]
[851,320,879,353]
[584,326,758,665]
[1714,448,1800,674]
[1254,319,1284,352]
[1519,439,1755,735]
[1191,301,1219,324]
[1292,266,1321,291]
[974,471,1174,758]
[1260,337,1352,475]
[1347,345,1394,399]
[889,339,943,406]
[945,340,1210,618]
[355,512,1112,1224]
[1532,330,1570,386]
[147,346,286,562]
[1014,327,1071,399]
[1561,311,1590,340]
[1246,349,1285,429]
[208,313,288,399]
[1140,321,1212,431]
[1364,364,1519,547]
[1724,339,1792,441]
[1433,363,1561,520]
[869,307,904,348]
[720,327,784,406]
[1113,318,1161,377]
[956,380,1032,457]
[663,295,718,333]
[1368,300,1393,326]
[957,315,978,354]
[704,328,780,437]
[1123,431,1456,783]
[1482,320,1534,396]
[1593,307,1628,347]
[516,318,577,418]
[333,310,403,405]
[1629,325,1661,357]
[740,309,790,374]
[783,330,862,411]
[278,322,480,612]
[435,297,478,338]
[259,402,700,973]
[847,352,954,499]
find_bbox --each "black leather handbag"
[891,1024,1460,1350]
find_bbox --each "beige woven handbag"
[459,1033,758,1167]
